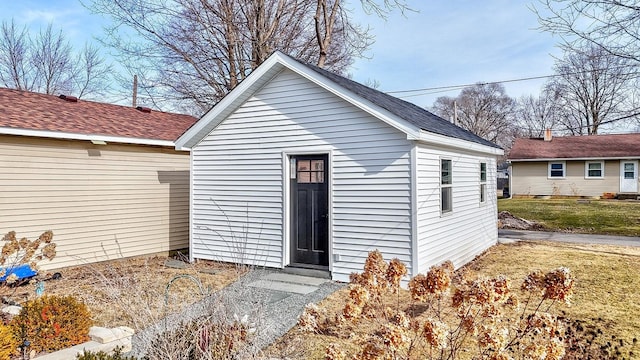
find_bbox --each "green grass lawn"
[498,199,640,236]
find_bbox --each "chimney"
[544,128,552,141]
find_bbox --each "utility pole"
[132,75,138,108]
[453,100,458,125]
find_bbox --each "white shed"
[176,52,504,282]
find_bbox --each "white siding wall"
[415,144,497,274]
[191,70,413,281]
[0,135,190,270]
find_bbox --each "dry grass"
[3,255,242,329]
[266,241,640,359]
[465,241,640,345]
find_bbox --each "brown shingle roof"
[0,87,197,143]
[509,133,640,160]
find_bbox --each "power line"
[387,74,555,95]
[386,66,640,99]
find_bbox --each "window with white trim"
[480,162,487,203]
[441,159,452,213]
[585,161,604,179]
[548,161,566,178]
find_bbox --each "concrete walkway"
[498,229,640,247]
[128,268,344,358]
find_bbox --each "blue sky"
[2,0,561,108]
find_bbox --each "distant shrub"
[11,295,92,353]
[0,322,19,359]
[76,347,136,360]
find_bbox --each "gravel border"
[128,268,345,358]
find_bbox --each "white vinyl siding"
[191,69,413,282]
[415,144,497,275]
[0,135,190,270]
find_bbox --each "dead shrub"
[299,250,575,360]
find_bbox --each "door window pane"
[311,160,324,171]
[296,158,325,183]
[624,163,635,179]
[298,171,311,183]
[297,160,310,171]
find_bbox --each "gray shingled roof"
[297,60,501,149]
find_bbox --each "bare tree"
[31,24,74,95]
[534,1,640,64]
[546,45,639,135]
[431,83,516,146]
[72,43,113,98]
[515,88,562,138]
[0,19,111,98]
[86,0,407,114]
[0,20,33,90]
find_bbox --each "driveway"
[498,229,640,247]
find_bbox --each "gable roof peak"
[176,51,502,154]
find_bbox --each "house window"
[548,161,566,178]
[441,159,452,213]
[585,161,604,179]
[480,162,487,203]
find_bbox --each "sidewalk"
[498,229,640,247]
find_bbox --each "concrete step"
[263,272,328,286]
[247,279,318,295]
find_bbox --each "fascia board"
[418,130,504,156]
[0,127,176,148]
[510,156,640,162]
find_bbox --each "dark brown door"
[290,154,329,266]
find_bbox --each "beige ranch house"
[0,88,196,269]
[509,132,640,198]
[176,52,504,282]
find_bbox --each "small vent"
[136,106,152,113]
[59,94,78,102]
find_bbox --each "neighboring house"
[508,131,640,198]
[0,88,197,269]
[176,52,504,282]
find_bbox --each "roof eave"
[0,127,178,148]
[418,130,504,156]
[510,156,640,161]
